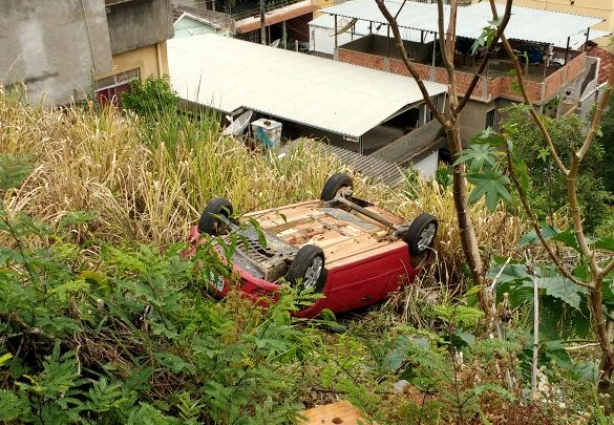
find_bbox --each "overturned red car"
[190,173,438,318]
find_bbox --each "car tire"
[198,198,233,236]
[320,173,353,202]
[287,245,326,292]
[403,213,438,257]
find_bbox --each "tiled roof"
[587,45,614,85]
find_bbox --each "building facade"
[94,0,174,105]
[0,0,173,106]
[316,1,602,141]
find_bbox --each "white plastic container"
[251,118,282,148]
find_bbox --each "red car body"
[191,175,437,318]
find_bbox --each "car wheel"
[403,213,438,257]
[198,198,233,236]
[287,245,326,292]
[320,173,353,202]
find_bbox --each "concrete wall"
[371,119,444,164]
[459,100,495,141]
[411,150,439,180]
[310,24,364,56]
[106,0,173,55]
[0,0,113,106]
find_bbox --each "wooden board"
[299,401,378,425]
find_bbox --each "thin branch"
[374,0,447,127]
[574,68,614,279]
[505,144,591,288]
[438,0,454,71]
[490,18,569,175]
[455,0,514,114]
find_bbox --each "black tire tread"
[404,213,438,256]
[198,198,233,236]
[320,173,353,202]
[286,244,326,293]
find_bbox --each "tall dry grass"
[0,89,341,245]
[0,88,526,287]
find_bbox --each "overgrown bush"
[503,105,611,233]
[0,154,322,424]
[120,75,178,117]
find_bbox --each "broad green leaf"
[594,237,614,252]
[467,170,511,211]
[523,272,586,310]
[539,295,591,340]
[471,127,506,147]
[453,143,499,171]
[453,330,475,347]
[600,280,614,316]
[544,340,573,370]
[487,259,530,284]
[512,159,530,195]
[551,229,583,252]
[518,225,561,249]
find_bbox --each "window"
[486,109,495,129]
[94,68,140,107]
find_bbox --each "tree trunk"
[589,288,614,413]
[446,127,487,309]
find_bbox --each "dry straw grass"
[0,89,340,245]
[0,88,526,287]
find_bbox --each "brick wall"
[338,47,587,105]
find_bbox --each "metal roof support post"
[432,32,437,67]
[359,136,363,155]
[564,36,570,64]
[283,20,287,49]
[260,0,266,45]
[334,15,338,50]
[584,28,590,51]
[387,24,391,58]
[542,44,551,80]
[430,32,437,81]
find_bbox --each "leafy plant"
[120,75,178,117]
[0,154,323,423]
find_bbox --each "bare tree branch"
[569,69,614,278]
[486,0,569,176]
[505,144,592,289]
[455,0,513,114]
[374,0,448,127]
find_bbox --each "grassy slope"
[3,91,568,424]
[0,91,523,283]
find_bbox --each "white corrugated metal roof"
[167,34,447,138]
[323,0,604,47]
[309,13,436,43]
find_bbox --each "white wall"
[412,150,439,180]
